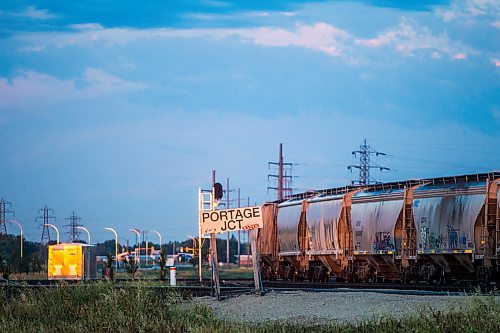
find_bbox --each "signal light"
[213,182,223,200]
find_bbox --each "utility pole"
[65,211,82,242]
[36,205,56,264]
[268,143,294,201]
[348,138,390,185]
[237,188,241,267]
[0,198,14,235]
[210,170,221,298]
[246,196,250,264]
[225,177,237,265]
[37,205,55,245]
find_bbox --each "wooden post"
[250,229,264,295]
[210,233,221,299]
[210,170,221,299]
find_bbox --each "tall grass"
[0,284,498,333]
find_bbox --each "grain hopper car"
[258,172,500,284]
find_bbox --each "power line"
[268,143,296,200]
[0,198,15,235]
[64,211,82,242]
[348,138,390,185]
[36,205,55,245]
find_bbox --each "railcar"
[258,172,500,284]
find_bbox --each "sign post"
[250,229,263,294]
[200,204,265,295]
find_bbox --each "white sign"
[200,206,263,234]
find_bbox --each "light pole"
[104,227,118,271]
[7,220,23,259]
[46,224,59,244]
[75,226,91,245]
[75,226,92,279]
[150,230,162,251]
[129,228,141,268]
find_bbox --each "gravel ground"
[193,290,478,325]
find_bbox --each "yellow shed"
[48,243,96,280]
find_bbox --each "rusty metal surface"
[259,204,277,256]
[306,196,343,253]
[277,201,303,255]
[413,194,485,251]
[351,200,403,253]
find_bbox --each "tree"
[102,253,114,280]
[158,248,167,280]
[29,254,42,275]
[0,254,11,279]
[122,251,138,278]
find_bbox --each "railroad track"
[2,278,495,297]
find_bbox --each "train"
[257,172,500,284]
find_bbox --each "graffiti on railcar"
[418,221,471,250]
[413,194,483,251]
[372,232,395,252]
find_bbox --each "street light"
[75,226,92,280]
[75,226,91,244]
[150,230,162,251]
[129,228,141,268]
[104,227,118,271]
[7,220,23,258]
[46,224,59,244]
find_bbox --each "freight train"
[257,172,500,284]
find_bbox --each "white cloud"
[70,23,105,31]
[436,0,500,23]
[10,18,478,63]
[355,18,477,59]
[431,51,442,59]
[11,6,56,20]
[453,52,467,60]
[491,58,500,67]
[0,69,146,109]
[17,45,45,52]
[237,23,350,57]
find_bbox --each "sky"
[0,0,498,244]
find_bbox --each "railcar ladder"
[402,187,416,263]
[496,195,500,256]
[482,180,498,258]
[403,203,416,259]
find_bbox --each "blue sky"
[0,0,498,243]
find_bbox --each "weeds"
[0,284,498,333]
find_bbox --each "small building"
[48,243,96,280]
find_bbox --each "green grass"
[0,284,499,332]
[9,265,255,281]
[115,265,254,280]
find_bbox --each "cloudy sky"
[0,0,498,243]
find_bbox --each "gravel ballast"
[194,290,480,324]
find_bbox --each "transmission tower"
[348,139,390,185]
[268,143,295,200]
[0,198,15,235]
[36,205,55,245]
[65,211,82,242]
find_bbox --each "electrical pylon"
[65,211,82,242]
[268,143,295,200]
[348,138,390,185]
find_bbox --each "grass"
[8,265,255,281]
[0,284,499,332]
